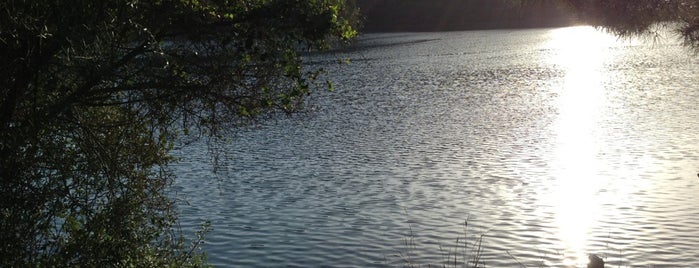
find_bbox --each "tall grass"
[396,220,488,268]
[393,220,611,268]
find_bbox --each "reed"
[396,220,488,268]
[394,220,612,268]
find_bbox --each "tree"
[356,0,576,32]
[0,0,357,266]
[563,0,699,47]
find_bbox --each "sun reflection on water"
[543,26,624,266]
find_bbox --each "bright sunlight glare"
[543,26,624,266]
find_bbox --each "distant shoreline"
[356,0,580,33]
[359,23,584,34]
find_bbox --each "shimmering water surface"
[174,27,699,267]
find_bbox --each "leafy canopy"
[0,0,356,266]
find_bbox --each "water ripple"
[174,28,699,267]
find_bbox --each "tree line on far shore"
[355,0,578,32]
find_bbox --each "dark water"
[173,27,699,267]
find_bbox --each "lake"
[173,26,699,267]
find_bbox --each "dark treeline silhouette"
[356,0,579,32]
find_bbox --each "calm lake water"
[173,26,699,267]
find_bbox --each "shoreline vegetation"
[0,1,357,266]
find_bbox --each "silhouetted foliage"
[0,0,356,266]
[565,0,699,47]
